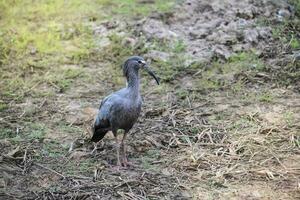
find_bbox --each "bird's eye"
[138,60,142,64]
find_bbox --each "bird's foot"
[90,142,101,155]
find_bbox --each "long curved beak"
[144,64,160,85]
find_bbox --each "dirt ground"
[1,0,300,199]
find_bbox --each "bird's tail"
[91,127,108,142]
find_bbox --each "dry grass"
[1,0,300,199]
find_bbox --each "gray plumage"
[91,56,159,166]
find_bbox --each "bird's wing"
[91,96,112,142]
[92,89,127,142]
[94,95,111,129]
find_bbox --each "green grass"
[139,149,161,170]
[0,1,179,160]
[41,141,66,158]
[101,0,176,16]
[0,0,97,58]
[258,92,274,103]
[0,0,177,102]
[0,122,48,140]
[173,40,186,53]
[0,102,8,111]
[192,51,266,92]
[254,0,300,88]
[25,122,47,140]
[0,128,16,139]
[290,37,300,49]
[0,0,175,61]
[98,32,188,83]
[289,0,300,17]
[0,0,98,100]
[270,0,300,51]
[283,111,295,127]
[152,57,186,81]
[270,18,300,86]
[227,51,265,71]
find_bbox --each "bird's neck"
[126,69,140,95]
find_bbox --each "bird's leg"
[121,131,128,167]
[113,131,121,167]
[91,141,99,154]
[121,131,136,167]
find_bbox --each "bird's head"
[123,56,160,85]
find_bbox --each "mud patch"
[140,0,292,62]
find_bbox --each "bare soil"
[1,0,299,199]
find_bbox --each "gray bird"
[91,56,159,167]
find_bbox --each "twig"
[34,163,65,179]
[197,143,228,147]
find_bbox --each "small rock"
[237,19,249,28]
[244,29,259,44]
[293,51,300,61]
[276,9,292,21]
[30,47,37,55]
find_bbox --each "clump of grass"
[26,123,47,140]
[258,92,274,103]
[289,0,300,17]
[254,1,300,88]
[152,58,183,82]
[0,128,16,139]
[227,51,265,71]
[0,102,8,111]
[175,88,189,99]
[270,1,300,51]
[41,142,65,158]
[283,111,295,127]
[45,66,86,92]
[1,122,48,141]
[193,51,265,92]
[290,37,300,49]
[270,18,300,87]
[173,40,186,53]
